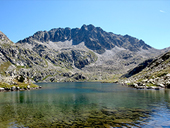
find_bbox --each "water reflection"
[0,82,170,127]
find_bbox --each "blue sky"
[0,0,170,49]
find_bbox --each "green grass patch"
[146,83,157,87]
[0,61,11,76]
[0,82,11,88]
[0,80,38,89]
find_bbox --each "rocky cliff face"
[0,25,167,83]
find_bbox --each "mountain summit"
[17,24,152,54]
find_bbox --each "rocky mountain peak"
[81,24,95,31]
[17,24,153,54]
[0,31,13,44]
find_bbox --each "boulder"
[0,87,4,91]
[159,84,165,88]
[11,86,16,91]
[27,85,30,89]
[16,87,20,90]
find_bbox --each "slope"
[121,51,170,88]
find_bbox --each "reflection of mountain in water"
[0,82,170,127]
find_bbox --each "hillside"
[121,51,170,88]
[0,25,167,84]
[0,31,95,83]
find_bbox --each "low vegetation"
[0,75,39,91]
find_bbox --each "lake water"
[0,82,170,127]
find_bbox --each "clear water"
[0,82,170,127]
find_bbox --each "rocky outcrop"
[121,51,170,88]
[0,75,40,91]
[0,31,13,45]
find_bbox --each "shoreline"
[119,82,167,90]
[0,85,42,92]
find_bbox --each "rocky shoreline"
[121,82,163,90]
[120,73,170,90]
[0,85,42,92]
[119,51,170,90]
[0,75,41,92]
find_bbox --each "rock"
[155,87,160,90]
[5,88,10,91]
[0,87,4,91]
[73,74,86,80]
[134,83,138,88]
[27,85,30,89]
[166,73,170,77]
[17,75,25,82]
[11,86,16,91]
[159,84,165,88]
[136,86,145,89]
[16,87,20,90]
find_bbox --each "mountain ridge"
[17,24,152,54]
[0,24,169,84]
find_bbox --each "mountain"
[0,24,168,84]
[0,30,97,83]
[121,51,170,88]
[17,24,152,54]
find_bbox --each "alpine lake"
[0,82,170,128]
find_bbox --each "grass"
[146,83,157,87]
[0,82,11,88]
[0,61,11,76]
[0,80,38,89]
[97,74,121,83]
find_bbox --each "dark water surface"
[0,82,170,127]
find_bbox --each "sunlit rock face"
[17,24,153,54]
[1,24,169,83]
